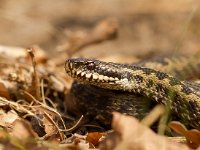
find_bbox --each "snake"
[65,55,200,130]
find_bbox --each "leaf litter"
[0,17,199,150]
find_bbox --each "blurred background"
[0,0,199,61]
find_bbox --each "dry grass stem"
[141,105,165,127]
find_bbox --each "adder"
[65,55,200,130]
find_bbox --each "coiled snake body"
[65,56,200,130]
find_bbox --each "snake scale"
[65,55,200,130]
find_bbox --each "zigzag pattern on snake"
[65,54,200,130]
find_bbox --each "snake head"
[65,58,129,88]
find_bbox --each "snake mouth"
[70,68,120,83]
[76,71,120,83]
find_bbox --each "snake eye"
[87,62,95,70]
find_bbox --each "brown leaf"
[169,121,200,148]
[43,113,57,136]
[31,107,63,140]
[185,130,200,149]
[186,130,200,145]
[169,121,188,135]
[0,82,10,99]
[86,132,105,147]
[10,119,38,140]
[0,110,19,128]
[100,112,190,150]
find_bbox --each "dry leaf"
[169,121,200,149]
[10,119,38,140]
[0,110,19,128]
[62,133,90,149]
[100,112,190,150]
[86,132,106,147]
[31,107,59,139]
[169,121,188,135]
[43,113,58,136]
[0,82,10,99]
